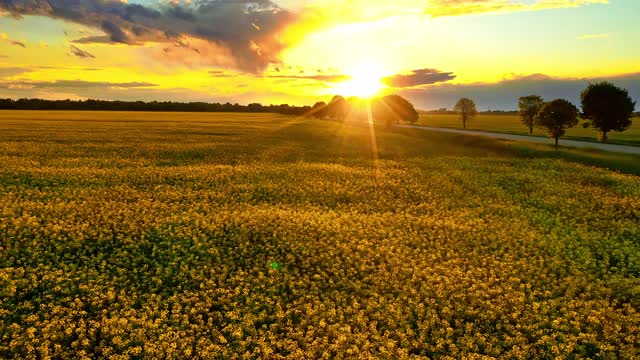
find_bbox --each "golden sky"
[0,0,638,109]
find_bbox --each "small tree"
[536,99,579,149]
[580,82,636,142]
[453,98,477,129]
[518,95,544,135]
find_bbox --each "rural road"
[398,125,640,155]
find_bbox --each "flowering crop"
[1,111,639,358]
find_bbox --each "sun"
[333,63,386,98]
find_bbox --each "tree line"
[0,94,423,127]
[0,98,311,116]
[453,82,636,147]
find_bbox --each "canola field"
[417,113,640,147]
[1,111,639,359]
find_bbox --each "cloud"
[209,70,235,78]
[424,0,609,18]
[285,0,607,36]
[0,80,157,90]
[0,66,102,78]
[69,45,95,59]
[0,0,295,72]
[399,72,640,110]
[206,67,351,83]
[0,79,160,102]
[0,78,322,107]
[0,67,31,77]
[10,40,26,47]
[0,83,216,103]
[35,66,103,71]
[577,33,610,40]
[71,35,113,45]
[265,74,351,83]
[383,69,456,88]
[0,32,26,47]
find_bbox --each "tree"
[309,101,327,118]
[518,95,544,135]
[580,82,636,142]
[326,95,349,120]
[453,98,477,129]
[372,94,419,128]
[536,99,579,149]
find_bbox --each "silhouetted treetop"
[518,95,545,135]
[372,95,419,127]
[325,95,349,120]
[536,98,579,148]
[308,101,328,118]
[580,82,635,142]
[453,98,477,129]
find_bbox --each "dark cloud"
[100,19,130,43]
[0,0,295,72]
[71,35,112,44]
[400,73,640,111]
[10,40,26,47]
[69,45,95,58]
[383,68,456,88]
[209,70,235,78]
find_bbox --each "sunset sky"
[0,0,638,110]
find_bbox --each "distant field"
[1,111,639,358]
[417,113,640,146]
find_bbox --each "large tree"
[453,98,477,129]
[536,99,579,149]
[372,94,419,128]
[518,95,545,135]
[580,82,636,142]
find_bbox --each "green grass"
[1,111,639,358]
[416,113,640,146]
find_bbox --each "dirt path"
[398,125,640,155]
